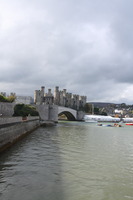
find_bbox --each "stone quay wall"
[0,116,40,153]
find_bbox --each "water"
[0,121,133,200]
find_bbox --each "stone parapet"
[0,116,39,125]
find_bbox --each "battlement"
[34,86,87,110]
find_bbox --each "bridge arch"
[58,111,76,121]
[58,106,77,121]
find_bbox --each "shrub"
[7,95,16,102]
[0,94,16,103]
[0,95,9,102]
[13,104,39,117]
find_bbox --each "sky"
[0,0,133,104]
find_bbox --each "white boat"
[84,115,120,123]
[85,119,97,123]
[84,115,97,123]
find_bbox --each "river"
[0,121,133,200]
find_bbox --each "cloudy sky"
[0,0,133,104]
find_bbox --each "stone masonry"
[34,86,87,110]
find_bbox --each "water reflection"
[0,127,64,200]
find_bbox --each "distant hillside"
[88,102,119,108]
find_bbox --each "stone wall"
[0,117,40,153]
[0,102,15,117]
[0,116,39,125]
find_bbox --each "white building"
[15,96,33,104]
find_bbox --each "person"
[114,123,122,127]
[98,124,102,126]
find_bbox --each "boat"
[97,123,122,127]
[85,119,97,123]
[97,124,113,127]
[125,123,133,126]
[114,123,122,127]
[84,114,120,123]
[84,114,97,123]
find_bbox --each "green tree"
[84,103,93,113]
[13,104,39,117]
[94,107,99,115]
[120,103,127,108]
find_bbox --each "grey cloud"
[1,0,133,104]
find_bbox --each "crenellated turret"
[34,86,87,109]
[54,86,60,105]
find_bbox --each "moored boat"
[97,123,122,127]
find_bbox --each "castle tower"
[44,88,54,105]
[40,86,45,104]
[34,86,45,104]
[54,86,60,105]
[63,89,67,106]
[41,86,45,96]
[48,89,52,96]
[79,96,87,108]
[34,90,40,104]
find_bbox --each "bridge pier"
[77,111,85,121]
[35,105,58,122]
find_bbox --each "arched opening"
[58,111,76,121]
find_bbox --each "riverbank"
[0,116,56,153]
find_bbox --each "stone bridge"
[0,103,85,122]
[36,105,85,122]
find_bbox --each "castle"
[34,86,87,110]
